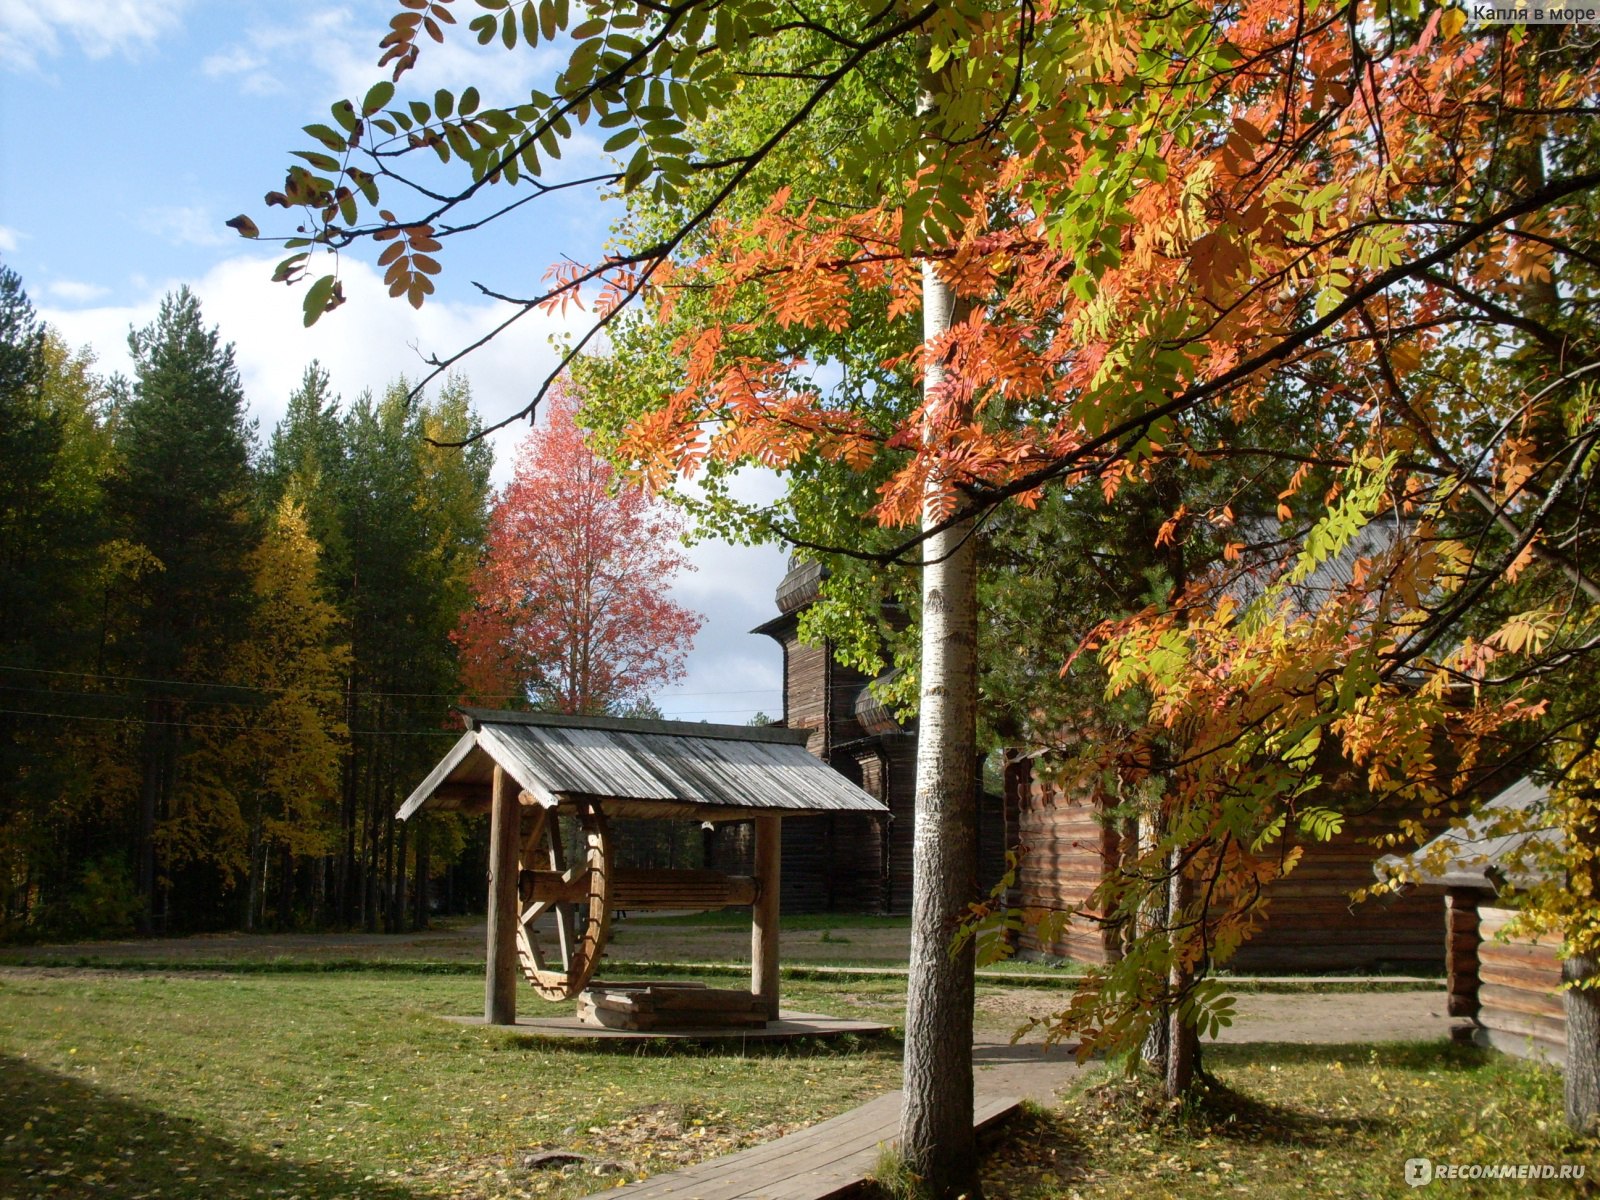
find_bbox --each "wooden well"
[398,708,888,1028]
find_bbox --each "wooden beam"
[485,765,520,1025]
[752,814,781,1020]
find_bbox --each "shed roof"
[397,708,890,822]
[1374,776,1560,892]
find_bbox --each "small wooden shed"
[398,708,889,1027]
[1378,777,1565,1065]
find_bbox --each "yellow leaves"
[1487,608,1558,656]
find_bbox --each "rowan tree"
[456,379,701,715]
[240,0,1600,1162]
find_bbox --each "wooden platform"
[446,1010,890,1041]
[582,1090,1019,1200]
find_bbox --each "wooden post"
[485,765,520,1025]
[752,814,781,1020]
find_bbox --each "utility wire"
[0,661,777,703]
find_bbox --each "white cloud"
[43,278,110,303]
[0,0,191,70]
[204,5,563,110]
[42,251,578,443]
[140,205,235,250]
[0,225,20,252]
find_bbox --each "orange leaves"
[373,212,442,308]
[1496,433,1540,502]
[459,380,703,715]
[1155,505,1187,548]
[380,0,456,80]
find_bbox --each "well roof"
[397,708,889,822]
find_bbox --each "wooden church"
[708,557,1008,914]
[731,556,1446,973]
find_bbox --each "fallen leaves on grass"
[392,1101,808,1200]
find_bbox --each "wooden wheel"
[516,803,612,1001]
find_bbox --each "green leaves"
[301,274,343,327]
[361,81,395,116]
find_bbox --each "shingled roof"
[1375,776,1560,892]
[397,708,890,822]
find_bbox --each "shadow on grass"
[1178,1074,1395,1147]
[486,1028,904,1060]
[0,1053,422,1200]
[969,1105,1097,1200]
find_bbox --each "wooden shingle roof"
[397,708,889,822]
[1375,777,1560,892]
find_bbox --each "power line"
[0,705,458,738]
[0,661,779,703]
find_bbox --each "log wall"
[1228,806,1445,973]
[1010,761,1121,964]
[1009,758,1448,972]
[1475,904,1565,1066]
[1446,889,1480,1018]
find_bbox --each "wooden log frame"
[1445,889,1481,1019]
[1471,904,1566,1065]
[753,814,782,1020]
[578,982,769,1031]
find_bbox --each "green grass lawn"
[6,966,1593,1200]
[0,970,902,1200]
[979,1042,1597,1200]
[3,965,1594,1200]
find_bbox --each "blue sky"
[0,0,787,723]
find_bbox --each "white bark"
[899,252,980,1198]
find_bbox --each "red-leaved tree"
[456,380,702,716]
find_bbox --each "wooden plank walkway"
[584,1091,1019,1200]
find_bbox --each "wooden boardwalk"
[585,1091,1019,1200]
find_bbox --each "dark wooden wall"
[1010,761,1121,963]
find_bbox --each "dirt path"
[972,989,1452,1103]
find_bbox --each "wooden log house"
[398,708,888,1027]
[739,557,1009,914]
[1006,757,1450,972]
[1378,777,1565,1064]
[746,549,1448,974]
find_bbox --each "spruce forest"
[0,265,698,940]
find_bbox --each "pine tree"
[0,264,115,934]
[109,287,259,933]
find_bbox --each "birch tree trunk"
[899,246,980,1197]
[1139,809,1169,1075]
[1565,950,1600,1134]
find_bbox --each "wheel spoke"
[515,804,612,1000]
